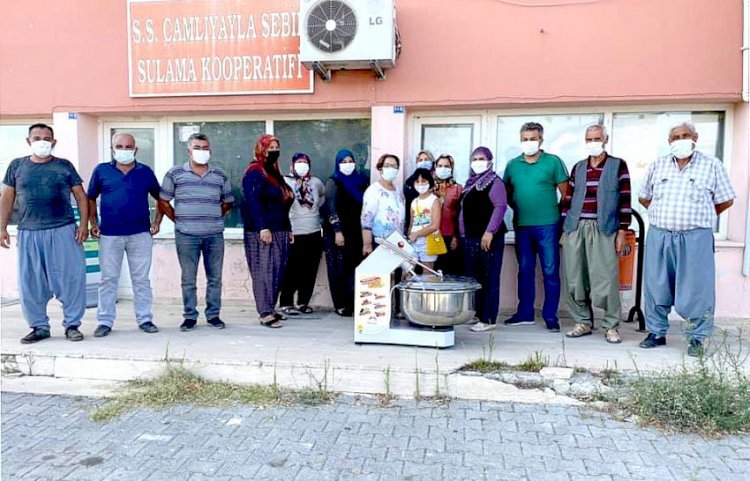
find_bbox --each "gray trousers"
[97,233,153,326]
[244,231,290,317]
[643,226,715,341]
[561,220,621,329]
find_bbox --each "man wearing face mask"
[87,133,162,337]
[403,150,434,234]
[638,122,735,357]
[559,125,631,344]
[503,122,569,332]
[0,123,89,343]
[159,133,234,332]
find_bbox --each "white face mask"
[521,140,540,156]
[435,167,452,180]
[670,139,695,159]
[381,166,398,182]
[113,149,136,164]
[415,184,430,195]
[416,160,433,170]
[339,163,356,176]
[191,150,211,165]
[30,140,53,158]
[471,160,489,175]
[585,142,604,157]
[293,162,310,177]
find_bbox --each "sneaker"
[180,319,197,332]
[280,306,301,316]
[565,324,593,338]
[139,322,159,333]
[687,339,704,358]
[93,325,111,338]
[465,317,480,325]
[605,328,622,344]
[207,318,226,329]
[638,333,666,349]
[65,327,84,342]
[20,328,50,344]
[470,322,497,332]
[504,316,535,326]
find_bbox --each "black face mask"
[267,150,280,163]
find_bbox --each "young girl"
[407,168,442,269]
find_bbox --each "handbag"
[426,231,448,256]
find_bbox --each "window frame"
[98,112,370,240]
[409,103,735,241]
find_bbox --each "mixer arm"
[374,237,444,278]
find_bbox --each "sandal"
[565,323,593,338]
[260,315,283,329]
[299,305,313,314]
[280,306,301,316]
[274,311,288,320]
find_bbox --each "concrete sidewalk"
[1,300,748,402]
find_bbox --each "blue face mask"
[416,160,433,170]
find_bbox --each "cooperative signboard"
[127,0,314,97]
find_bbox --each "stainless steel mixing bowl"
[397,275,481,327]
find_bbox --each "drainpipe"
[741,0,750,275]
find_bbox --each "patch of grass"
[619,362,750,435]
[515,351,549,373]
[91,366,335,422]
[618,329,750,435]
[458,359,511,373]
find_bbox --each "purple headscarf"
[464,146,497,193]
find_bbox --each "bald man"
[87,133,163,337]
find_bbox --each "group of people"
[0,120,735,357]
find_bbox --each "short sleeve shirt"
[87,161,161,236]
[638,151,736,231]
[503,151,569,226]
[2,156,83,230]
[160,163,235,236]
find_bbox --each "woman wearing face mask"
[361,154,405,257]
[459,147,508,332]
[403,150,434,233]
[278,153,325,316]
[433,154,464,275]
[321,149,370,317]
[242,134,294,328]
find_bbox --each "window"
[420,123,475,185]
[274,119,371,180]
[496,113,605,174]
[171,118,371,229]
[610,111,726,232]
[172,121,265,228]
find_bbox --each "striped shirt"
[160,162,234,236]
[560,155,632,230]
[638,151,735,231]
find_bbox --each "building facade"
[1,0,749,317]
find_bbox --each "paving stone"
[1,393,748,481]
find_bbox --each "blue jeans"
[175,231,224,320]
[17,223,86,329]
[513,224,561,324]
[97,233,153,327]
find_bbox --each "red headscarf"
[246,134,293,199]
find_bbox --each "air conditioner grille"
[306,0,357,53]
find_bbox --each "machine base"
[354,318,455,348]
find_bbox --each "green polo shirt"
[503,151,569,227]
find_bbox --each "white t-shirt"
[410,193,438,234]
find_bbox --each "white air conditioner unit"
[299,0,398,80]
